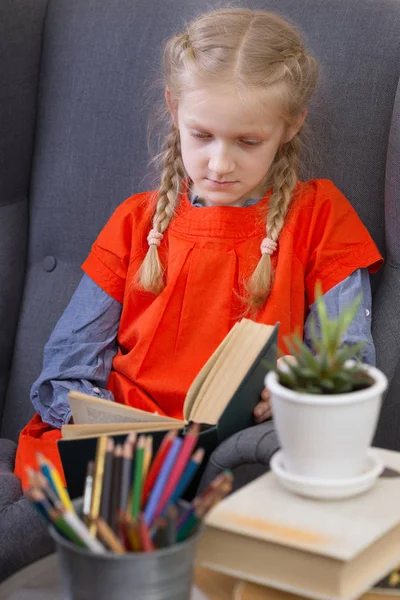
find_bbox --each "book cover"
[58,425,218,500]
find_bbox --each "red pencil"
[137,514,155,552]
[152,424,200,521]
[142,430,177,504]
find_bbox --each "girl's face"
[170,84,293,207]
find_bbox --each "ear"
[285,108,307,143]
[165,88,178,126]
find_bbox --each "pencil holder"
[50,499,201,600]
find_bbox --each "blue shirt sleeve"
[31,274,122,428]
[304,268,375,365]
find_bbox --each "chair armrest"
[198,421,280,493]
[0,439,54,583]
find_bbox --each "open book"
[62,319,278,442]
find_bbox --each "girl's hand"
[253,355,295,424]
[253,387,272,423]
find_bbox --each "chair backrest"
[1,0,399,446]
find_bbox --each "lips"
[211,179,234,184]
[208,178,236,183]
[206,178,237,188]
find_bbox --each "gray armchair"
[0,0,399,582]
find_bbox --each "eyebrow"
[184,119,266,138]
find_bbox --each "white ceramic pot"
[265,364,388,480]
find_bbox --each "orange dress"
[15,179,383,487]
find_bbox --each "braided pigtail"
[245,136,300,310]
[138,126,184,294]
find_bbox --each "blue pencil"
[37,454,59,499]
[144,436,183,526]
[168,448,205,507]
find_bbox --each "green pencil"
[176,512,199,543]
[131,436,146,519]
[50,509,86,547]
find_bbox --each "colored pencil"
[142,430,177,505]
[131,435,146,518]
[125,519,141,551]
[89,436,108,535]
[26,467,60,507]
[137,514,155,552]
[176,479,232,543]
[169,448,204,505]
[26,487,53,526]
[153,424,200,520]
[82,461,94,524]
[176,512,199,543]
[178,472,233,529]
[49,509,86,547]
[36,453,74,512]
[109,444,123,532]
[193,470,233,507]
[144,436,183,526]
[120,434,135,514]
[35,454,58,497]
[140,436,153,506]
[99,437,114,524]
[166,504,178,546]
[62,510,106,553]
[153,517,168,548]
[95,517,126,553]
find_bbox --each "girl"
[15,8,382,486]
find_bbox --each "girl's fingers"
[261,388,271,402]
[253,399,272,423]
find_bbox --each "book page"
[190,321,274,424]
[68,390,182,426]
[61,421,182,440]
[189,321,255,424]
[183,321,242,422]
[199,323,269,424]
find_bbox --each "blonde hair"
[138,7,318,308]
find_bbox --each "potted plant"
[265,284,388,482]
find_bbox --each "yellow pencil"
[139,435,153,510]
[142,436,153,483]
[89,436,108,536]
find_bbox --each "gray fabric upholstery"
[198,421,280,493]
[0,440,54,582]
[0,0,47,425]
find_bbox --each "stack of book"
[196,447,400,600]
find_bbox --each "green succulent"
[276,282,374,394]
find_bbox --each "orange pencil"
[137,514,155,552]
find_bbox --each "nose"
[208,146,235,177]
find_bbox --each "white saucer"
[270,449,384,500]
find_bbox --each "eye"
[190,132,212,140]
[240,139,262,147]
